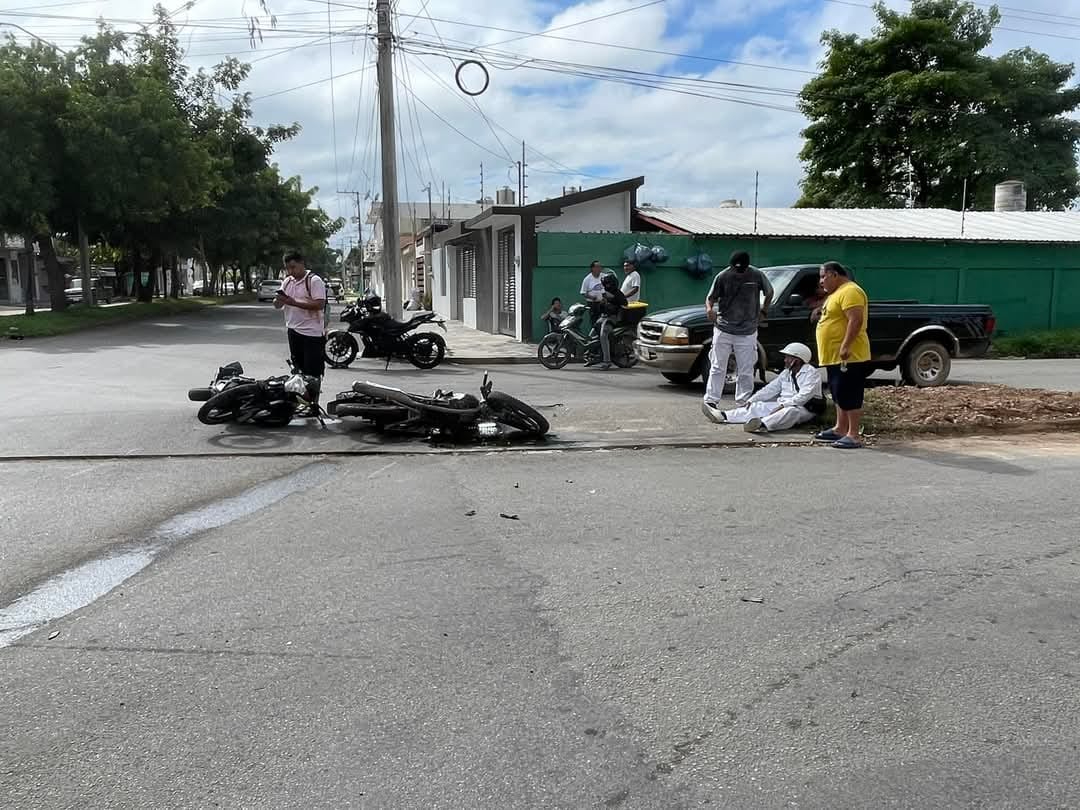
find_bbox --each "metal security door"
[496,228,515,336]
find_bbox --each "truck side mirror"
[787,294,804,307]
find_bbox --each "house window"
[460,245,477,298]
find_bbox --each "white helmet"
[779,342,812,364]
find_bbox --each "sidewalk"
[442,320,536,364]
[0,301,134,316]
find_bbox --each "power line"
[399,40,799,112]
[398,0,516,162]
[403,35,804,99]
[345,4,374,188]
[397,80,514,163]
[251,61,374,100]
[397,47,438,186]
[404,51,605,180]
[393,50,428,181]
[483,0,669,49]
[393,12,821,76]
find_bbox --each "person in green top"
[814,262,871,449]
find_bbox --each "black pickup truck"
[634,264,995,388]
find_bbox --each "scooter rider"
[587,271,627,370]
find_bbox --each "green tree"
[61,23,217,302]
[0,39,71,310]
[797,0,1080,210]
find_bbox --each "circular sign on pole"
[455,60,490,97]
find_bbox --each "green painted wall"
[531,232,1080,339]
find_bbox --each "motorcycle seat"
[386,315,427,331]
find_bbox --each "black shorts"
[288,329,326,378]
[826,363,870,410]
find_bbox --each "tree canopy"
[797,0,1080,210]
[0,7,342,308]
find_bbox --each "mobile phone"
[275,289,286,296]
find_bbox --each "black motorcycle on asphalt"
[188,361,323,427]
[324,295,447,371]
[327,373,548,442]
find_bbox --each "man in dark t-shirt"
[702,251,773,422]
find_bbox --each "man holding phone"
[274,251,327,401]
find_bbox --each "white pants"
[723,401,814,431]
[704,329,757,405]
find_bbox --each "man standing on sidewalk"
[702,250,773,422]
[621,259,641,303]
[274,251,327,407]
[814,261,871,449]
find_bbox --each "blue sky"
[4,0,1078,251]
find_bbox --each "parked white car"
[257,279,281,302]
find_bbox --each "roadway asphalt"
[2,438,1080,807]
[2,303,1078,459]
[3,307,1080,807]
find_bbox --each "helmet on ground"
[600,270,619,292]
[779,342,812,364]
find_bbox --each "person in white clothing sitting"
[718,342,824,433]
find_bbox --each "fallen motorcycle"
[324,294,447,370]
[188,361,323,427]
[327,373,548,441]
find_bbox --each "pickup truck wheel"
[901,340,952,387]
[698,354,742,392]
[661,372,697,385]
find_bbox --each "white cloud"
[7,0,1080,248]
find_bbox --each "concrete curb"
[447,356,537,365]
[4,423,1077,463]
[0,434,819,462]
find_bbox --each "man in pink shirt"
[273,251,327,397]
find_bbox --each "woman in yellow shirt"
[815,262,870,449]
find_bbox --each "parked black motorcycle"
[188,361,323,426]
[327,373,548,441]
[324,295,447,370]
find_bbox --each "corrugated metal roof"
[637,206,1080,243]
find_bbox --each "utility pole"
[375,0,401,317]
[521,140,528,204]
[480,162,484,203]
[338,189,365,289]
[77,217,94,307]
[21,232,35,316]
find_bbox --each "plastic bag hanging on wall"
[685,252,713,279]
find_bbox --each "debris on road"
[48,630,60,640]
[499,513,520,521]
[465,510,477,517]
[866,384,1080,434]
[740,596,765,604]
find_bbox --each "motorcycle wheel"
[611,334,638,368]
[405,332,446,370]
[325,332,358,369]
[486,392,549,436]
[537,333,571,369]
[197,384,261,425]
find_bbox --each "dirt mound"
[865,384,1080,432]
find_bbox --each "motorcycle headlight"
[284,374,308,395]
[660,326,690,346]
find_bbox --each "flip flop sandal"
[831,436,864,449]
